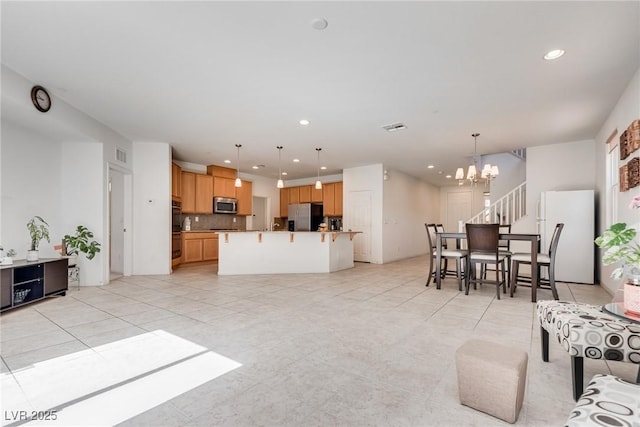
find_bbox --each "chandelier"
[455,133,499,186]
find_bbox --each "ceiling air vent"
[115,147,128,164]
[382,122,407,132]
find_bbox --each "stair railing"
[467,181,527,225]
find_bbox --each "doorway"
[349,190,372,263]
[251,196,267,231]
[446,191,472,233]
[109,168,125,280]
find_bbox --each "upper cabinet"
[323,182,343,216]
[280,188,289,217]
[299,185,311,203]
[195,174,213,213]
[171,162,182,200]
[208,164,252,215]
[181,171,213,214]
[213,177,236,198]
[288,187,300,204]
[181,171,196,213]
[236,180,252,216]
[279,182,343,217]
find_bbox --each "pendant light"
[276,146,284,189]
[455,133,498,186]
[315,148,322,190]
[234,144,242,188]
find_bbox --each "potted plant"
[26,216,50,261]
[1,249,17,265]
[63,225,101,264]
[595,195,640,314]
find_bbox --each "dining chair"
[510,223,564,300]
[465,223,508,299]
[425,223,467,291]
[482,224,512,280]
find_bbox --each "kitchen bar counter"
[217,231,359,275]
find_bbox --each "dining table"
[435,231,542,302]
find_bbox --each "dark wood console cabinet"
[0,258,68,312]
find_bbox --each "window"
[606,131,619,226]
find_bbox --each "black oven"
[172,232,182,259]
[172,200,182,232]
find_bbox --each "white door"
[251,196,267,231]
[109,168,125,278]
[349,191,372,262]
[446,191,472,232]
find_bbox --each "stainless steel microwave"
[214,197,237,214]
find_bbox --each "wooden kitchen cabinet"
[195,174,213,213]
[213,177,236,198]
[311,185,323,203]
[207,165,236,179]
[323,183,336,216]
[183,232,218,263]
[298,185,311,203]
[280,188,289,217]
[182,172,213,214]
[236,180,253,216]
[334,182,343,216]
[288,187,300,204]
[171,162,182,200]
[181,171,196,213]
[203,235,219,261]
[323,182,343,216]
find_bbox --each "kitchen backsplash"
[182,214,246,231]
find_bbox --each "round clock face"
[31,85,51,112]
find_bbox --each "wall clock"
[30,85,51,113]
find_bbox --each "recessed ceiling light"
[543,49,565,60]
[427,165,434,169]
[299,119,310,126]
[224,159,231,164]
[293,158,300,163]
[252,165,259,169]
[320,166,327,170]
[311,18,328,30]
[282,172,288,176]
[445,174,452,179]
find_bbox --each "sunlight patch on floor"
[1,330,241,426]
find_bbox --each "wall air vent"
[116,147,128,164]
[382,122,407,132]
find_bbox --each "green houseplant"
[26,216,50,261]
[595,194,640,314]
[63,225,101,261]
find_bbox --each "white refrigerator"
[537,190,595,284]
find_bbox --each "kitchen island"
[217,231,360,275]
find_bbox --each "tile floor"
[1,256,637,426]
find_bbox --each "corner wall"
[595,68,640,295]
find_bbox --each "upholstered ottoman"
[456,339,528,423]
[566,374,640,426]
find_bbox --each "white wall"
[482,152,526,203]
[1,122,63,260]
[60,142,104,285]
[1,65,134,287]
[343,164,384,264]
[245,173,283,224]
[382,169,440,263]
[595,68,640,294]
[520,139,597,229]
[132,142,172,275]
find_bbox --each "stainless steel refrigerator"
[537,190,595,284]
[288,203,323,231]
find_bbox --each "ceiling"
[2,1,639,186]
